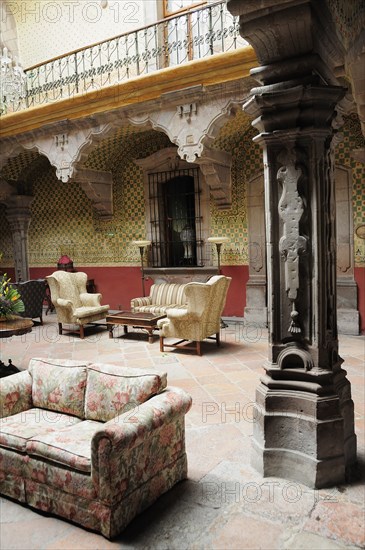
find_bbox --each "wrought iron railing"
[6,1,247,113]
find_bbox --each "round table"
[0,317,33,377]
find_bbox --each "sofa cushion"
[26,419,103,473]
[0,408,81,452]
[132,304,186,315]
[29,358,89,418]
[150,283,187,306]
[85,364,168,422]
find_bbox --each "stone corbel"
[0,178,17,202]
[18,123,109,183]
[128,91,237,163]
[195,148,232,209]
[73,168,114,220]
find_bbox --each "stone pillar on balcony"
[227,0,357,488]
[4,195,34,282]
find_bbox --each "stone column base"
[252,375,357,488]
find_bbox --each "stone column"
[5,195,34,281]
[244,173,267,327]
[227,0,357,488]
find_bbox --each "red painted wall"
[354,267,365,334]
[27,265,250,317]
[4,264,361,328]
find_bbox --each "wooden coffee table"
[106,311,166,344]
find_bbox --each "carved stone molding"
[73,168,114,220]
[0,122,111,183]
[19,124,110,183]
[195,148,232,209]
[128,85,246,163]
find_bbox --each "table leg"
[107,324,113,338]
[147,328,154,344]
[124,325,128,335]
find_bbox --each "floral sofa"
[0,358,192,538]
[131,282,188,315]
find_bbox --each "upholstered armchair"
[158,275,231,355]
[46,271,109,339]
[12,279,47,324]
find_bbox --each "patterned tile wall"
[0,112,363,269]
[335,114,365,266]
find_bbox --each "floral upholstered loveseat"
[131,282,188,315]
[0,358,192,538]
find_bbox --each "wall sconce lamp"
[207,236,230,274]
[133,240,151,297]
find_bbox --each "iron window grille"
[148,167,204,267]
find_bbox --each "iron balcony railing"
[7,0,247,114]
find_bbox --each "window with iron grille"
[148,167,203,267]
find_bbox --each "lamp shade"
[132,240,151,247]
[207,237,230,245]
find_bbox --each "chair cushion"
[0,408,81,452]
[29,358,89,419]
[26,419,103,473]
[74,305,109,319]
[84,364,168,422]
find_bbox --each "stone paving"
[0,312,364,550]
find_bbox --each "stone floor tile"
[0,317,364,549]
[303,500,365,548]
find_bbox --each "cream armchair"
[158,275,231,355]
[46,271,109,339]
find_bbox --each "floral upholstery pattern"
[26,419,103,472]
[29,358,89,418]
[131,283,188,315]
[158,275,231,355]
[85,363,167,422]
[0,370,32,418]
[46,271,109,338]
[0,358,192,538]
[0,409,80,452]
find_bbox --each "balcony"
[2,1,248,116]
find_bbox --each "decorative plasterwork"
[0,122,111,183]
[20,124,110,183]
[73,168,114,220]
[128,85,244,163]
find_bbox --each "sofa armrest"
[0,370,33,418]
[80,292,102,307]
[91,386,192,502]
[130,296,152,310]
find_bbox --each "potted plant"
[0,273,25,320]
